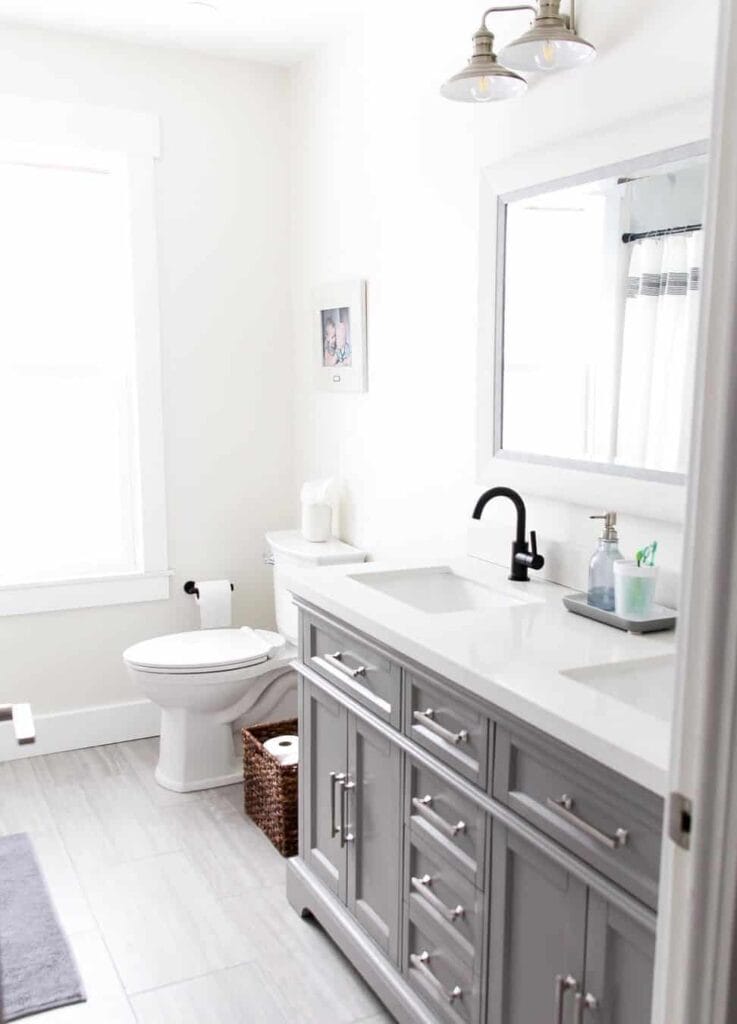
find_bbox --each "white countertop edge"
[285,557,674,797]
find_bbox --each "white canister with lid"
[300,478,336,542]
[301,503,332,542]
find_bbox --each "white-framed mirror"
[477,100,711,522]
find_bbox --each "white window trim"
[0,572,172,617]
[0,98,170,615]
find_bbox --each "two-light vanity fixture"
[441,0,595,103]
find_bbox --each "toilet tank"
[265,531,367,646]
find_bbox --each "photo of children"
[321,306,352,367]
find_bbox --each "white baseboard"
[0,699,160,762]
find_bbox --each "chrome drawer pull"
[410,951,462,1004]
[413,708,468,746]
[554,975,578,1024]
[329,771,345,838]
[340,778,355,847]
[412,794,466,839]
[324,652,367,679]
[411,874,465,922]
[573,992,599,1023]
[547,795,629,850]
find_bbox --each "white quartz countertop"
[284,556,676,797]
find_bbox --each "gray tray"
[562,591,677,634]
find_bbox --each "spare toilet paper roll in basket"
[264,735,299,766]
[196,580,233,629]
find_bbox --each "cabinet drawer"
[407,759,487,888]
[405,903,481,1024]
[493,724,664,909]
[303,614,401,727]
[405,671,489,786]
[406,831,484,970]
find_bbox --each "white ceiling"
[0,0,378,64]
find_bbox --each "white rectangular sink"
[561,654,675,721]
[347,566,535,614]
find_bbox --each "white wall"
[0,25,292,715]
[289,0,720,607]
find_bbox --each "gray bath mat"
[0,833,85,1021]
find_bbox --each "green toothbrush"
[635,541,658,568]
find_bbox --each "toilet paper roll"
[196,580,233,629]
[263,735,299,766]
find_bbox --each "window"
[0,102,168,615]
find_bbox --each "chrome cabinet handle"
[413,708,468,746]
[573,992,599,1022]
[547,795,629,850]
[340,778,355,847]
[329,771,345,839]
[410,951,462,1004]
[324,652,367,679]
[412,794,466,839]
[411,874,464,922]
[554,974,578,1024]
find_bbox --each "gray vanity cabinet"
[346,712,403,961]
[487,824,587,1024]
[580,892,655,1024]
[486,823,655,1024]
[302,676,349,900]
[300,674,403,963]
[290,608,661,1024]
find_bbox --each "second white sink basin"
[347,566,536,614]
[561,654,675,721]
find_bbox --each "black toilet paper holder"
[184,580,234,600]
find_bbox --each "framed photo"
[314,280,367,392]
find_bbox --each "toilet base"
[155,763,243,793]
[156,708,242,793]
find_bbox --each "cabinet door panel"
[582,892,656,1024]
[346,712,402,962]
[301,678,348,901]
[487,823,587,1024]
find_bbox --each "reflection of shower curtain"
[615,232,703,473]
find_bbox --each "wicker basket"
[242,718,298,857]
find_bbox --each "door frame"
[653,0,737,1019]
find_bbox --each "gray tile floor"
[0,739,396,1023]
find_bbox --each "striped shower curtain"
[615,231,703,474]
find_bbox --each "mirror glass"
[498,146,707,479]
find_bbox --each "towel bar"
[0,703,35,744]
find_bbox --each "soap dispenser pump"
[587,512,623,611]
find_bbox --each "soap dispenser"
[587,512,623,611]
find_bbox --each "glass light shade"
[500,34,596,72]
[441,66,527,103]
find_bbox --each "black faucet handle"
[514,530,545,573]
[528,531,544,570]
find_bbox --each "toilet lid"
[124,629,272,672]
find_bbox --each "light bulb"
[534,39,559,69]
[470,76,494,101]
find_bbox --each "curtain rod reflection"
[622,223,702,243]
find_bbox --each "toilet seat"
[124,628,281,675]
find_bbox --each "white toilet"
[123,531,366,792]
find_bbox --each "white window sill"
[0,571,172,617]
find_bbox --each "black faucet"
[472,487,545,582]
